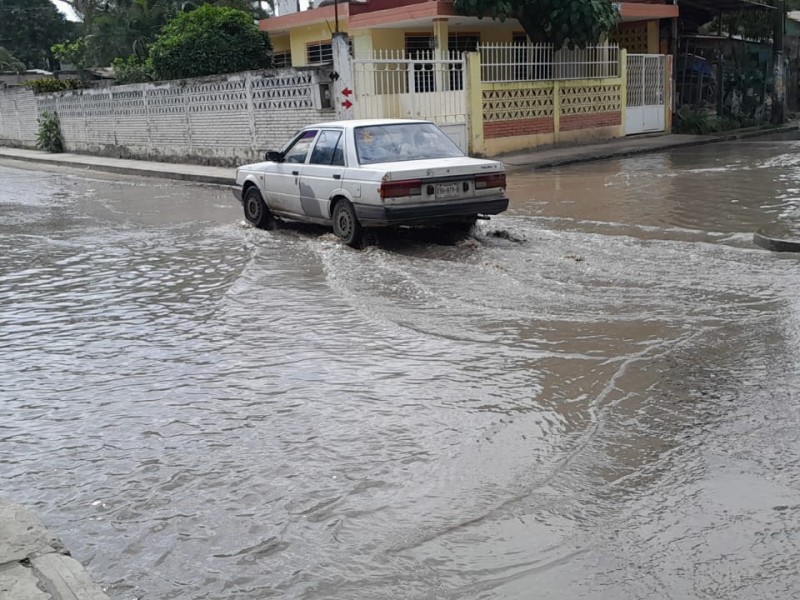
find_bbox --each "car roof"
[303,118,434,129]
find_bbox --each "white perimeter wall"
[0,68,335,165]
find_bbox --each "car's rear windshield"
[354,123,464,165]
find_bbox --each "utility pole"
[334,0,339,33]
[772,0,786,124]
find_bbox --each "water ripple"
[1,146,799,600]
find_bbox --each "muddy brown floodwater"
[1,134,799,600]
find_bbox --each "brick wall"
[1,68,335,165]
[484,117,554,139]
[560,111,622,131]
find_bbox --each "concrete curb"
[0,500,109,600]
[753,230,800,253]
[501,124,800,171]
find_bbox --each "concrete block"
[0,563,51,600]
[31,554,109,600]
[0,502,64,565]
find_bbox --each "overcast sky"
[51,0,79,21]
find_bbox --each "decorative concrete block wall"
[0,68,335,165]
[0,87,39,147]
[479,78,625,155]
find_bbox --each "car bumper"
[231,186,243,204]
[354,196,509,227]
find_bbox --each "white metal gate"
[626,54,666,135]
[353,50,469,152]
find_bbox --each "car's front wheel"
[332,200,363,248]
[243,186,276,230]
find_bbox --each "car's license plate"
[436,182,461,199]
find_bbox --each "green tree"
[702,0,792,43]
[111,54,154,83]
[52,38,88,70]
[0,0,75,69]
[58,0,271,24]
[182,0,271,19]
[149,4,271,80]
[453,0,618,49]
[0,46,25,72]
[83,0,177,66]
[54,0,270,68]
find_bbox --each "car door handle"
[292,170,299,176]
[333,174,341,180]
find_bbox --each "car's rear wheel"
[243,185,276,230]
[332,200,363,248]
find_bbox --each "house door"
[626,54,666,135]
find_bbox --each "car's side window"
[285,130,318,164]
[309,130,344,166]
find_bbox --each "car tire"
[243,186,276,230]
[332,200,363,248]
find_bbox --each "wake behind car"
[233,119,508,247]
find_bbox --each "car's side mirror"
[265,150,284,162]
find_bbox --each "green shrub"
[51,38,88,71]
[23,78,85,94]
[36,112,65,153]
[112,55,154,84]
[674,108,718,135]
[674,107,768,135]
[149,5,271,81]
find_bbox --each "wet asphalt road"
[1,135,799,600]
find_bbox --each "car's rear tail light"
[380,179,422,198]
[475,172,507,190]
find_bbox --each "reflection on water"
[507,137,800,240]
[1,140,799,600]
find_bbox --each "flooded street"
[1,135,799,600]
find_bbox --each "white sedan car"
[233,119,508,247]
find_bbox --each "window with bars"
[447,34,478,90]
[307,41,333,64]
[405,34,434,93]
[272,51,291,68]
[405,34,433,58]
[448,33,479,54]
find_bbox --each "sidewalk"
[1,123,797,184]
[0,147,235,185]
[0,500,108,600]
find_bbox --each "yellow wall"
[647,20,659,54]
[367,25,520,53]
[369,29,406,52]
[289,22,349,66]
[271,34,291,54]
[469,27,517,44]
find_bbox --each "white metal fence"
[354,49,467,95]
[352,49,468,149]
[352,49,467,120]
[478,43,620,83]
